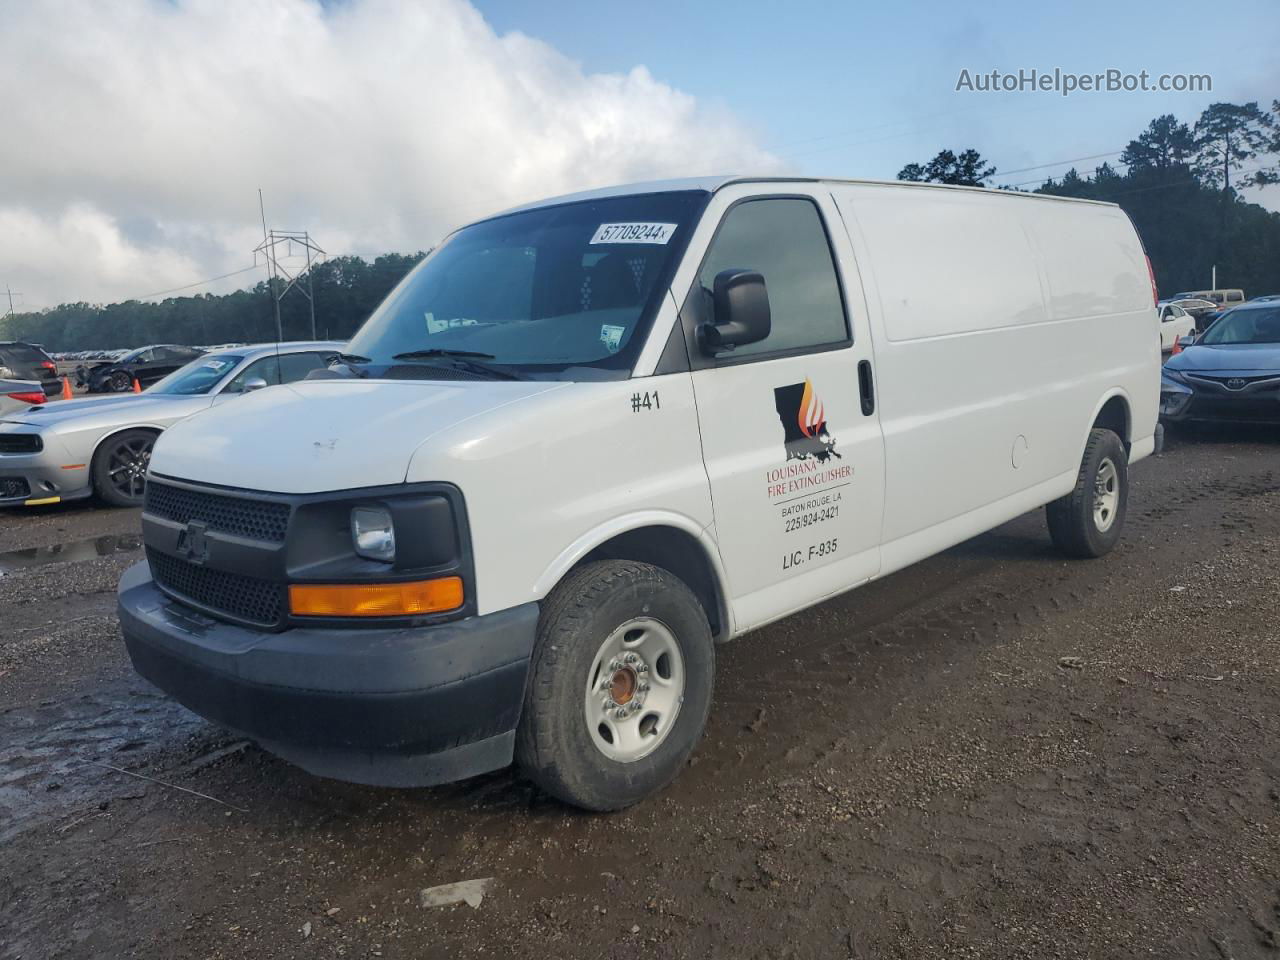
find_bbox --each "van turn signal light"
[289,577,464,617]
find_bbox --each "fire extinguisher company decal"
[774,379,840,463]
[765,378,854,554]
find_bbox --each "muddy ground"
[2,426,1279,960]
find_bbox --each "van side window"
[698,198,848,358]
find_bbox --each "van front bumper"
[118,562,539,787]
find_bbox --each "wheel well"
[1092,395,1131,453]
[579,526,727,641]
[91,426,161,470]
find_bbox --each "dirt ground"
[2,425,1279,960]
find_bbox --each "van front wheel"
[1046,427,1128,558]
[516,560,714,811]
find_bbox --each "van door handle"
[857,359,875,416]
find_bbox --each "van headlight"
[351,506,396,562]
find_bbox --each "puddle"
[0,534,142,576]
[0,684,211,843]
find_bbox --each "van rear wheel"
[516,560,714,811]
[1046,428,1128,558]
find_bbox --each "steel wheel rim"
[1093,457,1119,532]
[106,437,152,499]
[583,617,684,763]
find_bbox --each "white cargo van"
[118,177,1160,810]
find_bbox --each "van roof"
[498,175,1120,218]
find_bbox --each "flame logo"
[797,378,825,438]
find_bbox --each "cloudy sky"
[2,0,1277,310]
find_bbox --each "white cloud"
[0,0,781,309]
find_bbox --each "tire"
[1046,428,1128,558]
[516,560,714,811]
[107,370,132,393]
[91,429,157,507]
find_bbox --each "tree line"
[897,101,1280,297]
[1,252,426,352]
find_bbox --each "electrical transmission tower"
[253,193,326,341]
[253,230,326,341]
[2,286,22,335]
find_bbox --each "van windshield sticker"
[589,222,677,245]
[600,324,625,352]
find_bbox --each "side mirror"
[242,377,269,393]
[698,269,771,355]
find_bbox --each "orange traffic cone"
[61,376,73,400]
[1170,334,1183,356]
[132,377,142,394]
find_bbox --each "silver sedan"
[0,378,47,419]
[0,341,342,508]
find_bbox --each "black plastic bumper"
[118,562,539,787]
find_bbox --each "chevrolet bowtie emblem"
[176,520,210,565]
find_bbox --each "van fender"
[531,510,735,636]
[1080,386,1133,453]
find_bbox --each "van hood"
[150,379,567,493]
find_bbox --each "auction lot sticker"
[590,222,677,244]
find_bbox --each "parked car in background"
[0,341,62,398]
[1,342,343,507]
[1169,297,1217,314]
[1173,288,1247,309]
[1160,300,1280,425]
[1166,297,1219,331]
[80,344,206,393]
[1199,306,1240,330]
[1157,301,1196,351]
[0,378,47,425]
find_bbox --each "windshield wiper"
[335,352,371,364]
[390,348,520,380]
[393,349,497,360]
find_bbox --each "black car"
[1161,301,1280,425]
[82,344,204,393]
[0,341,61,398]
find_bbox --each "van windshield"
[345,190,708,380]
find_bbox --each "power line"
[1091,165,1270,201]
[1001,156,1131,190]
[127,265,261,302]
[772,93,1043,163]
[997,150,1125,177]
